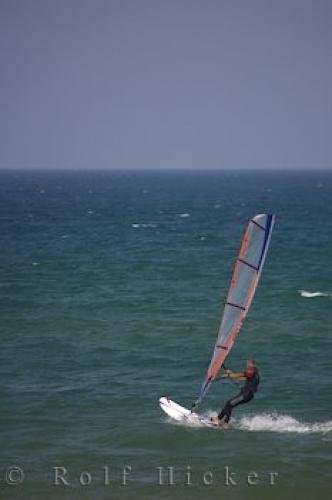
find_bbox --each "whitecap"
[132,223,158,229]
[298,290,329,298]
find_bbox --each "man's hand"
[219,369,232,378]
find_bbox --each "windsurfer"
[210,359,260,427]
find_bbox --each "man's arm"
[225,369,247,381]
[215,368,246,381]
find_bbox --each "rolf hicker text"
[52,465,279,487]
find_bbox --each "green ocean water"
[0,169,331,500]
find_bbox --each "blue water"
[0,170,331,499]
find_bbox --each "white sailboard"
[159,214,275,425]
[159,397,216,428]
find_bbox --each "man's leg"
[218,392,253,423]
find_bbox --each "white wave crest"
[132,223,158,228]
[298,290,330,298]
[235,413,332,434]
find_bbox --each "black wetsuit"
[218,368,260,423]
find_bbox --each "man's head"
[246,358,256,369]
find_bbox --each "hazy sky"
[0,0,331,169]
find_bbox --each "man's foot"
[210,415,222,426]
[210,416,230,428]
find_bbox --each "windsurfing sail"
[194,214,275,408]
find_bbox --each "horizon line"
[0,166,331,172]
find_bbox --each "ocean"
[0,169,331,499]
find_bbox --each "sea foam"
[235,413,332,434]
[167,411,332,434]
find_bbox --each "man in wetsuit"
[210,359,260,427]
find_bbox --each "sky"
[0,0,331,169]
